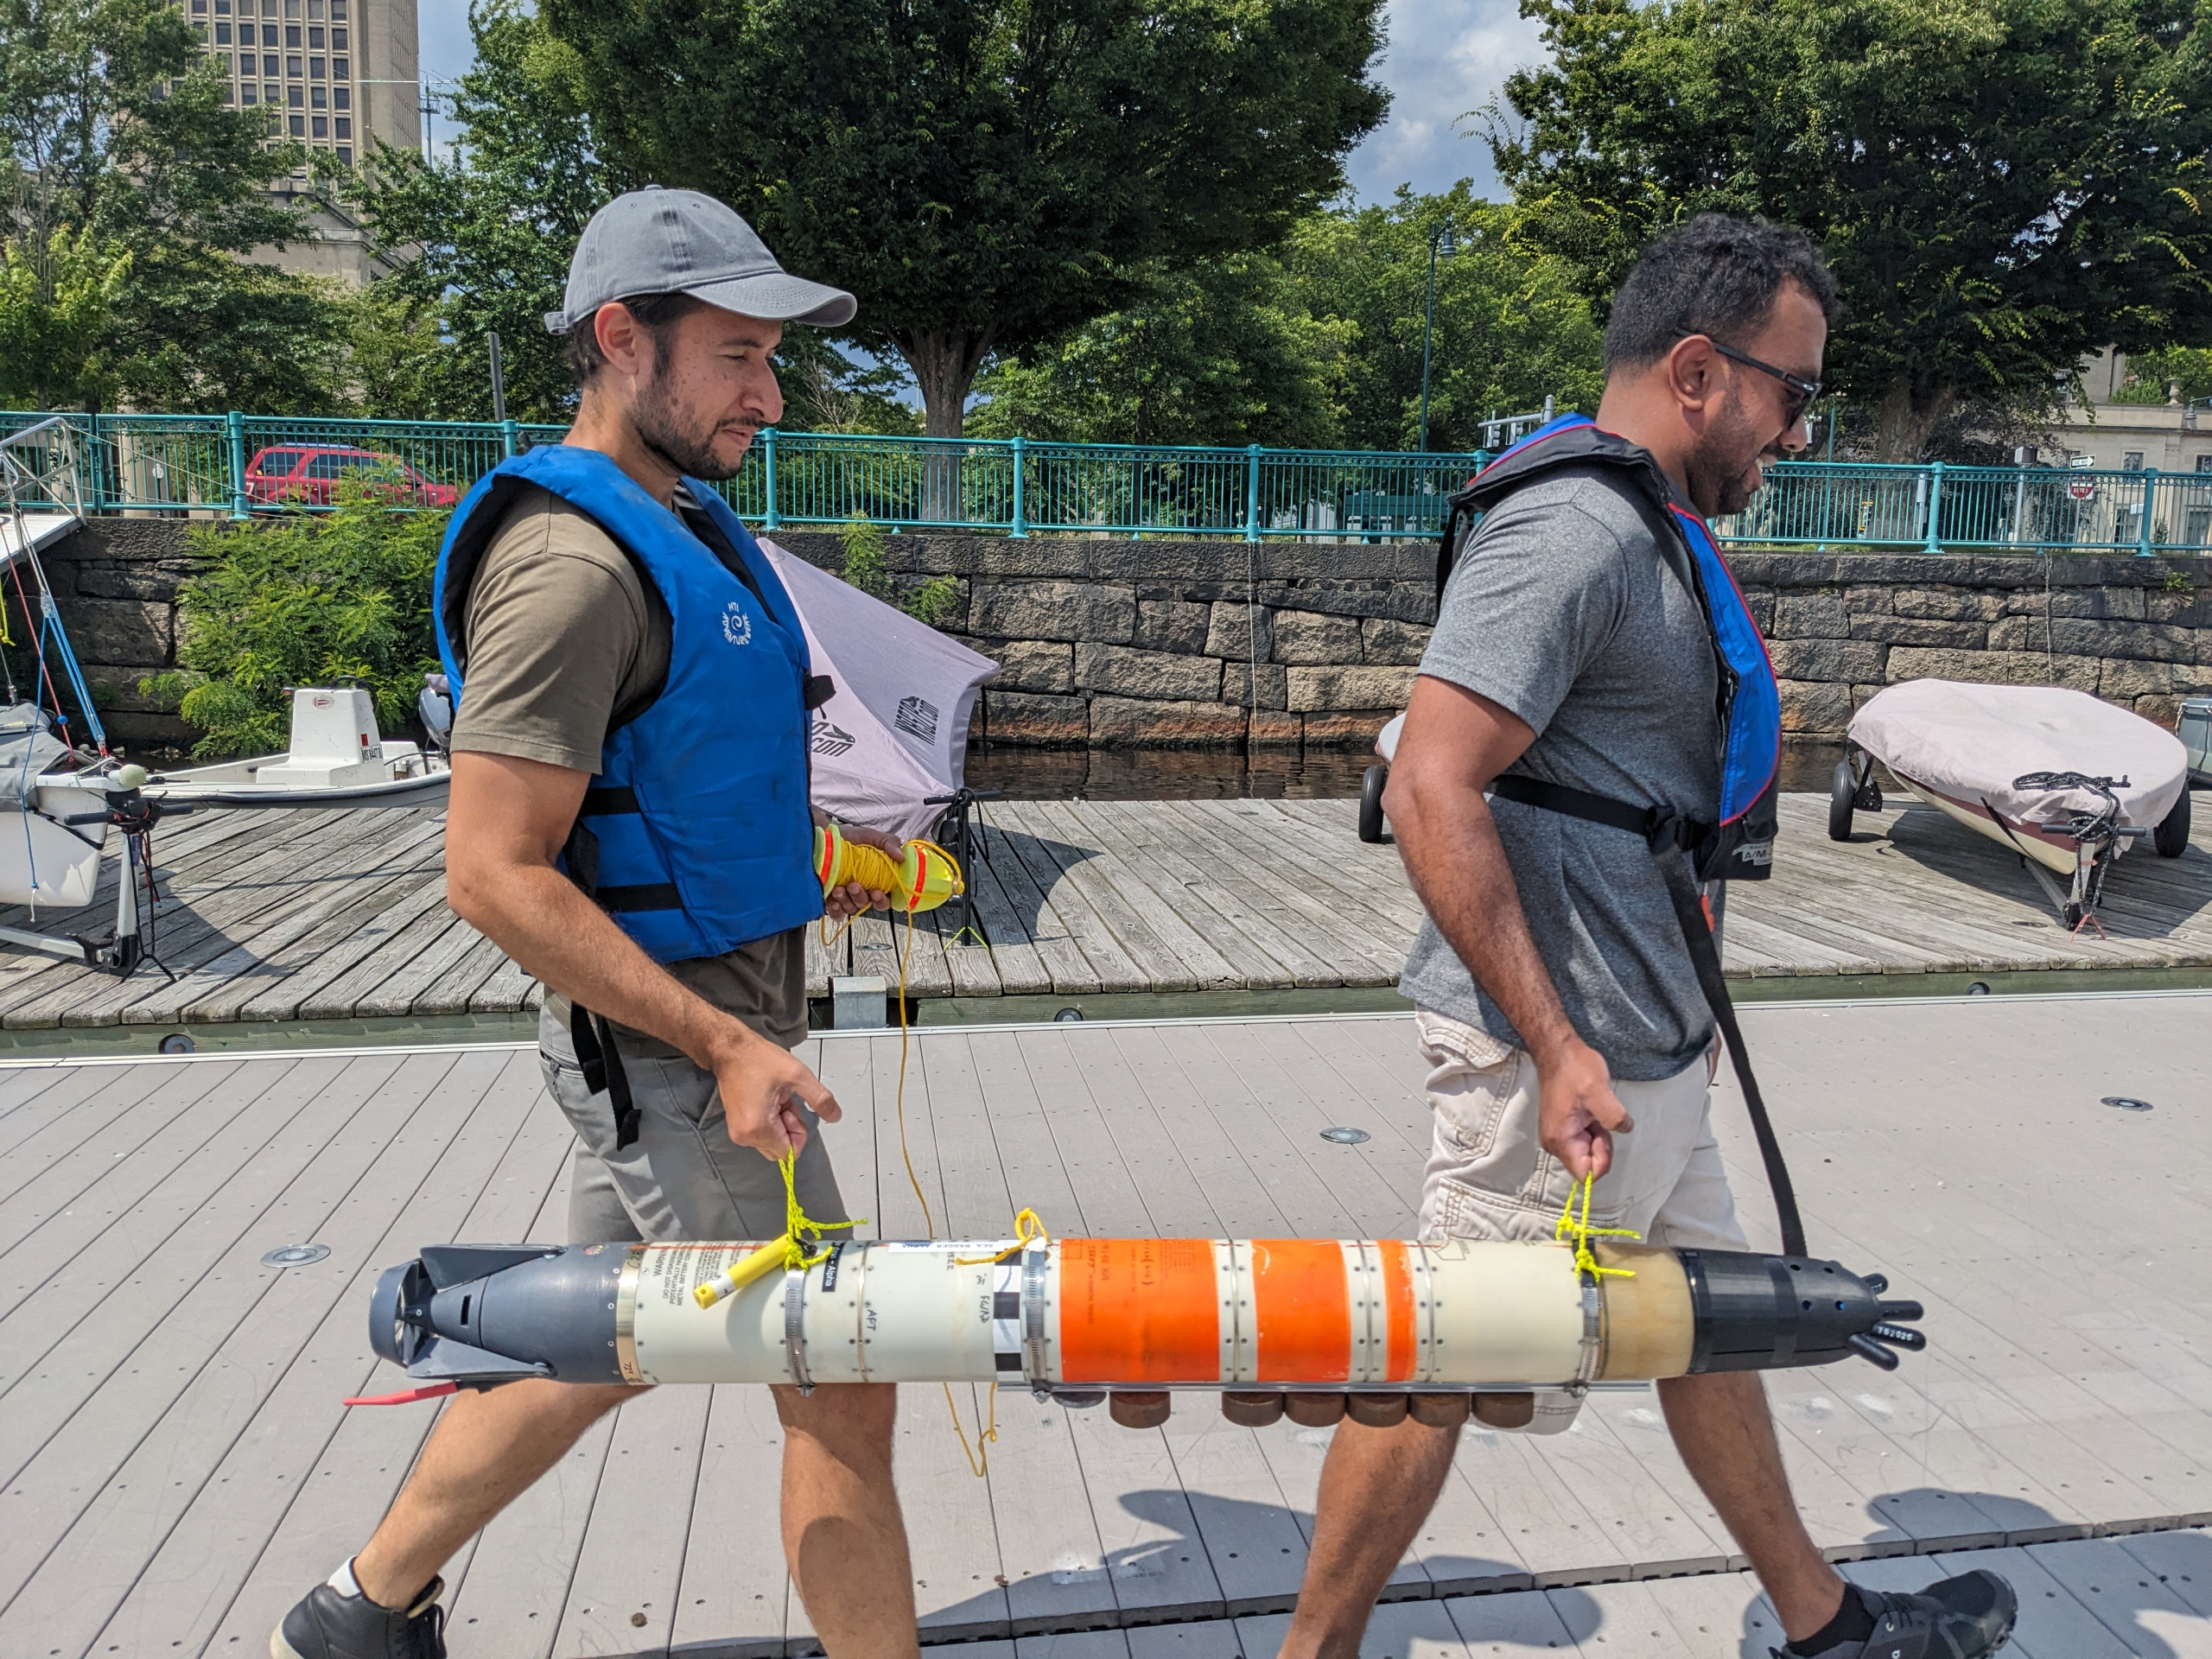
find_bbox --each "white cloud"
[1345,0,1548,203]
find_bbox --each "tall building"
[188,0,421,283]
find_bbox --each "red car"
[243,445,461,509]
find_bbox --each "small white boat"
[1836,679,2193,930]
[145,687,449,810]
[0,687,448,976]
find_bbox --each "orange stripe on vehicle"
[1250,1240,1351,1384]
[1056,1239,1220,1383]
[1378,1240,1415,1382]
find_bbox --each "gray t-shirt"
[1397,462,1721,1081]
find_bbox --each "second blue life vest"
[434,445,825,961]
[1436,413,1782,883]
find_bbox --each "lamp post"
[1416,221,1458,453]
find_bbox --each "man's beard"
[1681,391,1770,519]
[630,369,749,483]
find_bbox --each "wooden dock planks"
[3,995,2209,1656]
[0,791,2201,1030]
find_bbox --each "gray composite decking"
[0,790,2205,1032]
[1,995,2208,1658]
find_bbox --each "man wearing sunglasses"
[1281,215,2018,1659]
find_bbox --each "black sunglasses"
[1690,337,1822,427]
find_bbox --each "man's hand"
[1535,1038,1634,1181]
[814,810,899,918]
[708,1020,844,1160]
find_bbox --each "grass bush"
[837,514,961,629]
[143,474,448,757]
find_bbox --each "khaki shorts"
[1413,1008,1746,1433]
[540,1006,849,1245]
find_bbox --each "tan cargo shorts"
[1413,1007,1747,1433]
[539,1006,849,1246]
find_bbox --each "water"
[962,741,1852,800]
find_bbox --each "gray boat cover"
[757,538,999,842]
[1849,679,2186,830]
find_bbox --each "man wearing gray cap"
[274,188,919,1659]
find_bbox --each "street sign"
[2067,479,2096,500]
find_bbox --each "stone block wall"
[29,518,2211,755]
[1727,550,2211,740]
[772,531,1433,747]
[34,518,200,749]
[776,531,2209,748]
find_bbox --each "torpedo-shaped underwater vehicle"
[363,1236,1924,1427]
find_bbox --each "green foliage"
[0,226,129,408]
[1490,0,2212,459]
[836,515,960,629]
[334,1,922,430]
[2113,346,2212,405]
[332,0,614,423]
[1,0,346,412]
[146,475,448,758]
[541,0,1389,437]
[1282,191,1605,452]
[969,252,1355,447]
[969,189,1605,451]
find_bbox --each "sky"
[411,0,1547,204]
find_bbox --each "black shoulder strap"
[1486,773,1806,1256]
[1654,856,1806,1258]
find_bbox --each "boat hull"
[1889,771,2083,875]
[147,749,449,810]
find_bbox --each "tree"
[1491,0,2212,458]
[1,0,346,411]
[338,0,926,428]
[541,0,1389,439]
[2113,346,2212,404]
[969,191,1605,451]
[1281,189,1605,451]
[0,226,130,408]
[333,0,612,423]
[968,251,1356,447]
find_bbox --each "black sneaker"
[1778,1569,2017,1659]
[271,1574,446,1659]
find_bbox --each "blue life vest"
[434,446,824,961]
[1437,413,1782,882]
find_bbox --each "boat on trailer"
[1834,679,2193,931]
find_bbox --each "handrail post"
[226,410,248,520]
[1922,460,1943,553]
[2139,468,2158,556]
[1245,443,1262,543]
[499,418,519,460]
[1009,435,1027,537]
[762,427,779,530]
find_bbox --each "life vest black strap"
[581,785,641,817]
[1653,856,1807,1259]
[569,1003,640,1150]
[1488,772,1807,1257]
[594,881,682,912]
[1488,774,1708,855]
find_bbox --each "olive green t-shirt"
[450,478,807,1053]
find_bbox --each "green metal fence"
[3,410,2206,553]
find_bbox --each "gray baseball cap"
[545,186,856,334]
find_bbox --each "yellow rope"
[953,1207,1049,1266]
[1554,1171,1640,1282]
[690,1153,863,1310]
